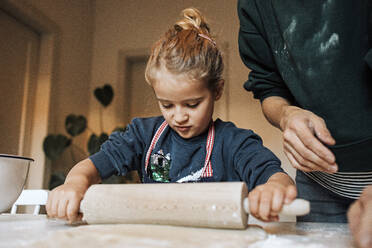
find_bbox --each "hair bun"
[176,7,210,33]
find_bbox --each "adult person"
[348,185,372,248]
[237,0,372,222]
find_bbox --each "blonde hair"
[145,7,224,91]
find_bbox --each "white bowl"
[0,154,34,213]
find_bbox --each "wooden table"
[0,214,354,248]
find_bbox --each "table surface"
[0,214,355,248]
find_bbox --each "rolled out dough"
[30,224,267,248]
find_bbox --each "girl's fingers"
[258,190,272,221]
[271,189,284,213]
[270,186,297,216]
[45,185,85,223]
[248,189,260,217]
[66,197,81,223]
[45,192,53,217]
[50,193,60,218]
[268,215,279,222]
[285,185,297,204]
[57,198,68,219]
[249,184,297,222]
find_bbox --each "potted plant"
[43,84,138,189]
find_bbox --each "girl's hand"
[46,159,100,223]
[46,183,87,223]
[248,173,297,222]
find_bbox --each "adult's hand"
[280,106,338,172]
[348,186,372,248]
[262,97,338,173]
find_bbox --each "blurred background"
[0,0,294,190]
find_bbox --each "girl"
[47,7,296,224]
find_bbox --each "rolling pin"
[80,182,309,229]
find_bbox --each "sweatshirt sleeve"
[227,125,285,191]
[237,0,294,102]
[89,118,154,180]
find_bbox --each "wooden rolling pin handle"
[243,198,310,216]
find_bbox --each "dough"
[29,224,267,248]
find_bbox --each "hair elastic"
[198,33,216,46]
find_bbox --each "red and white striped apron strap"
[145,120,215,179]
[145,120,168,172]
[201,122,215,178]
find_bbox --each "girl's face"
[152,68,223,139]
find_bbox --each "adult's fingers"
[284,142,327,172]
[298,119,337,166]
[347,201,361,237]
[353,190,372,248]
[357,203,372,248]
[283,127,337,172]
[311,117,336,146]
[284,147,311,172]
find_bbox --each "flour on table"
[249,234,328,248]
[28,224,267,248]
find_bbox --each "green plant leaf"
[43,134,71,160]
[65,114,87,137]
[88,132,109,155]
[94,84,113,107]
[112,125,128,133]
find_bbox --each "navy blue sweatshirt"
[90,116,284,191]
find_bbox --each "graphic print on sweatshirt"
[147,148,210,183]
[148,149,171,182]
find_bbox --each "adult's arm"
[238,0,293,102]
[238,0,337,173]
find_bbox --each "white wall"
[26,0,94,175]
